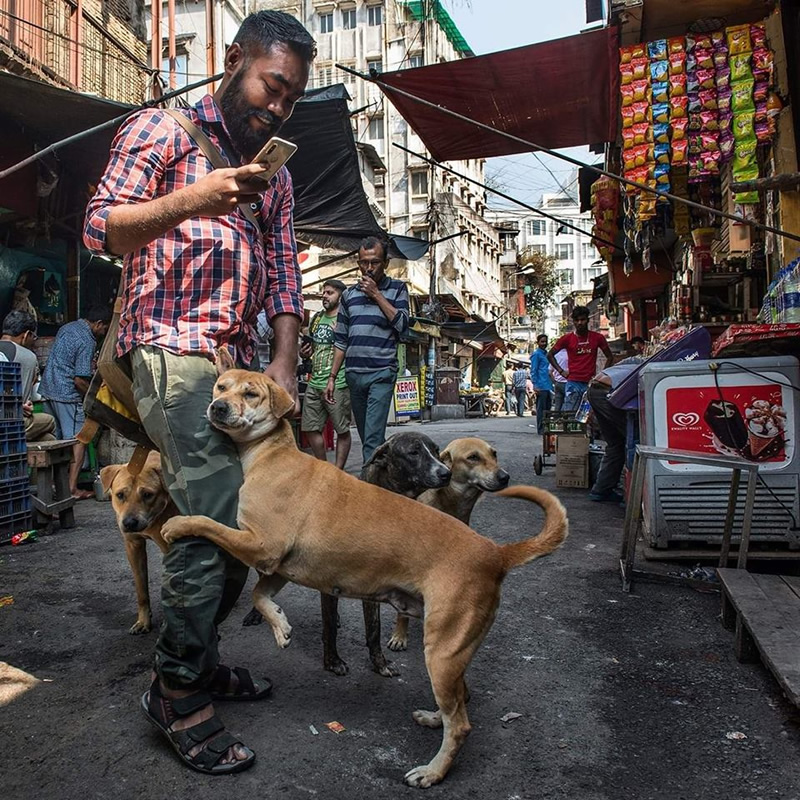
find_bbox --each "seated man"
[0,311,56,442]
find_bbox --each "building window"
[526,219,546,236]
[368,115,384,140]
[342,7,356,29]
[161,51,189,88]
[582,242,597,260]
[528,244,547,255]
[367,58,383,75]
[555,243,574,260]
[320,12,334,33]
[316,64,333,87]
[408,53,424,69]
[411,226,429,240]
[410,170,428,196]
[368,4,382,26]
[340,61,355,84]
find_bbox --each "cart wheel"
[533,455,543,475]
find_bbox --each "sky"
[445,0,595,210]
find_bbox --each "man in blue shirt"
[529,334,553,434]
[326,236,409,464]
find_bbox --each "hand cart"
[533,410,587,475]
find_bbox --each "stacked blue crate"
[0,362,31,543]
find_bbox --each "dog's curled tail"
[496,486,568,571]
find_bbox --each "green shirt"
[308,312,346,390]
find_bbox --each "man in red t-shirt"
[548,305,614,411]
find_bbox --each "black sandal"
[141,679,255,775]
[209,665,272,702]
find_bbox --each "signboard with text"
[394,377,421,417]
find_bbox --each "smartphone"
[250,137,298,184]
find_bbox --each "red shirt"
[553,331,607,382]
[84,94,303,366]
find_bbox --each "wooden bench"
[717,568,800,708]
[27,439,77,533]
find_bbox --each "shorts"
[301,384,351,434]
[44,400,85,439]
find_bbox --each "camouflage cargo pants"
[130,346,248,690]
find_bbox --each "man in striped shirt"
[325,237,409,464]
[83,11,314,776]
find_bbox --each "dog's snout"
[497,469,510,487]
[436,465,451,481]
[122,514,146,533]
[210,399,229,418]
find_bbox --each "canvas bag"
[79,109,262,455]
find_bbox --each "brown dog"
[100,452,176,634]
[161,353,568,788]
[386,436,510,652]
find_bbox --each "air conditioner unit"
[374,173,385,187]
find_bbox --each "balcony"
[0,0,150,103]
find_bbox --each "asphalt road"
[2,414,799,799]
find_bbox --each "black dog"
[242,430,451,676]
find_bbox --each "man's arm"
[547,340,568,379]
[324,348,346,404]
[600,338,616,369]
[265,314,301,413]
[73,377,90,398]
[359,279,409,335]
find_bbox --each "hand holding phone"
[248,137,298,186]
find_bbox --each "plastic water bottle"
[575,392,592,424]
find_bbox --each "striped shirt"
[83,94,303,366]
[334,277,409,373]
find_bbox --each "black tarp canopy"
[0,74,427,259]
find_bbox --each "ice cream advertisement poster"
[653,374,794,472]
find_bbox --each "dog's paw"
[412,708,443,729]
[404,764,444,788]
[324,657,349,676]
[371,656,400,678]
[161,517,194,545]
[128,616,152,635]
[242,607,264,626]
[270,616,293,649]
[386,634,408,652]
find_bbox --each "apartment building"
[256,0,503,321]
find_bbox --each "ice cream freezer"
[638,356,800,550]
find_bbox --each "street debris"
[309,724,319,735]
[500,712,523,723]
[677,565,719,583]
[11,530,37,547]
[726,731,748,741]
[325,721,346,734]
[0,595,13,608]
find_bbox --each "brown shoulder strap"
[165,109,261,231]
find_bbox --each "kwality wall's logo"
[672,412,701,427]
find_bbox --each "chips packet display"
[730,52,753,83]
[648,39,668,61]
[671,138,689,165]
[650,59,669,82]
[631,79,651,102]
[651,81,669,103]
[727,24,752,56]
[671,117,688,140]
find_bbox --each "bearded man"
[84,11,314,775]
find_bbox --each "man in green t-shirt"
[300,279,352,469]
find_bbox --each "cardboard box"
[556,435,589,488]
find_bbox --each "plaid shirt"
[38,319,97,404]
[84,94,303,365]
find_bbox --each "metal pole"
[167,0,177,89]
[335,63,800,245]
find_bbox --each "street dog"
[243,430,452,676]
[386,436,510,652]
[100,451,176,634]
[161,352,568,788]
[322,431,452,677]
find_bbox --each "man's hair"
[537,334,548,342]
[359,236,391,261]
[630,336,645,345]
[2,310,37,337]
[234,11,316,64]
[323,279,347,294]
[572,305,590,320]
[86,305,112,323]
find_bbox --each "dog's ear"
[99,464,123,495]
[439,448,453,468]
[268,381,296,419]
[365,440,390,470]
[215,347,236,376]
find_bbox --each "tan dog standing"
[387,436,510,652]
[162,352,568,788]
[101,452,177,634]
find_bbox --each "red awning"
[377,27,619,162]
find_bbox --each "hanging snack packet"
[652,102,670,124]
[620,83,636,107]
[719,111,733,132]
[752,48,773,74]
[701,132,720,152]
[700,111,720,131]
[654,163,671,191]
[668,36,685,55]
[733,137,757,171]
[652,81,669,103]
[622,128,636,150]
[672,138,689,165]
[688,112,702,131]
[670,95,689,119]
[631,79,651,102]
[733,163,759,204]
[699,89,718,111]
[719,131,735,161]
[753,80,769,103]
[696,68,716,90]
[620,45,636,64]
[620,63,635,85]
[701,149,721,174]
[671,117,688,140]
[755,118,771,143]
[732,112,755,140]
[695,49,714,70]
[624,164,654,191]
[731,79,755,114]
[650,59,669,82]
[730,52,753,82]
[717,88,733,113]
[653,122,670,144]
[654,143,671,165]
[621,105,636,128]
[754,100,768,123]
[633,122,652,145]
[713,49,729,70]
[633,101,651,124]
[727,24,752,56]
[631,57,649,80]
[669,52,687,76]
[648,39,668,61]
[669,73,687,97]
[715,66,731,90]
[750,23,766,49]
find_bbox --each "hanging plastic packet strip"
[671,117,688,140]
[727,24,752,56]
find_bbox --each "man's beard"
[220,69,283,160]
